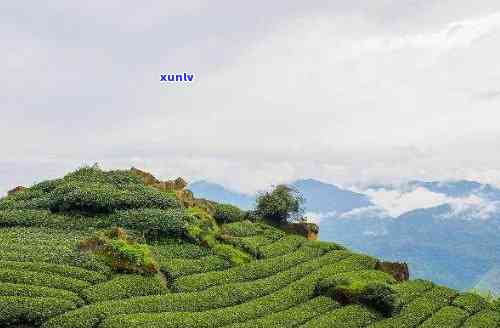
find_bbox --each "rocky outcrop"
[7,186,26,196]
[282,222,319,240]
[375,261,410,282]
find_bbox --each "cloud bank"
[2,1,500,194]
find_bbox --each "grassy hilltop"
[1,166,500,328]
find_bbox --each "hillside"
[1,167,499,328]
[188,179,500,292]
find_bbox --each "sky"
[2,1,500,195]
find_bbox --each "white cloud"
[364,187,451,217]
[444,196,500,220]
[2,3,500,194]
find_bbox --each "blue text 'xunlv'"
[160,73,194,82]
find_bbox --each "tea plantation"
[1,167,499,327]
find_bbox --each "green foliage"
[462,310,500,328]
[149,238,213,260]
[213,203,245,223]
[0,283,84,306]
[392,279,435,306]
[0,166,179,215]
[221,221,282,237]
[0,227,110,273]
[0,296,78,327]
[0,260,108,284]
[43,251,351,328]
[96,273,322,328]
[82,274,167,303]
[371,286,458,328]
[418,306,467,328]
[0,269,90,294]
[80,229,158,274]
[452,292,490,314]
[172,246,323,292]
[258,235,306,258]
[303,239,346,251]
[317,270,398,317]
[255,185,304,224]
[300,304,379,328]
[159,256,230,278]
[224,296,339,328]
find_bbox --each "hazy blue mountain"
[475,266,500,296]
[291,179,373,213]
[188,181,255,210]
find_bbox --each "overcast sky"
[2,1,500,195]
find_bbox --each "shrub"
[108,208,194,237]
[0,260,108,284]
[82,274,167,303]
[224,234,276,257]
[159,255,230,278]
[149,238,213,260]
[298,304,379,328]
[0,283,84,306]
[98,273,321,328]
[255,185,304,224]
[48,182,179,214]
[0,269,90,294]
[79,229,158,275]
[371,286,458,328]
[221,221,283,238]
[172,246,323,292]
[43,251,350,328]
[452,292,490,314]
[418,306,468,328]
[392,279,435,306]
[213,203,244,223]
[0,296,78,327]
[224,296,339,328]
[317,270,398,316]
[303,240,346,251]
[258,235,306,258]
[462,310,500,328]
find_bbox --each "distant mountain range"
[189,178,500,293]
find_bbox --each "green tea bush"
[48,182,179,214]
[0,260,108,284]
[224,234,277,257]
[108,209,194,237]
[160,255,230,278]
[97,270,323,328]
[303,239,346,251]
[82,274,167,303]
[149,238,213,260]
[0,227,110,273]
[418,306,468,328]
[392,279,435,306]
[0,296,78,327]
[172,246,323,292]
[0,283,84,306]
[213,203,244,223]
[224,296,339,328]
[462,310,500,328]
[221,221,273,237]
[43,251,350,328]
[317,270,398,316]
[452,292,490,314]
[299,304,379,328]
[0,269,90,294]
[370,286,458,328]
[258,235,306,258]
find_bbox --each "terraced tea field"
[1,167,499,327]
